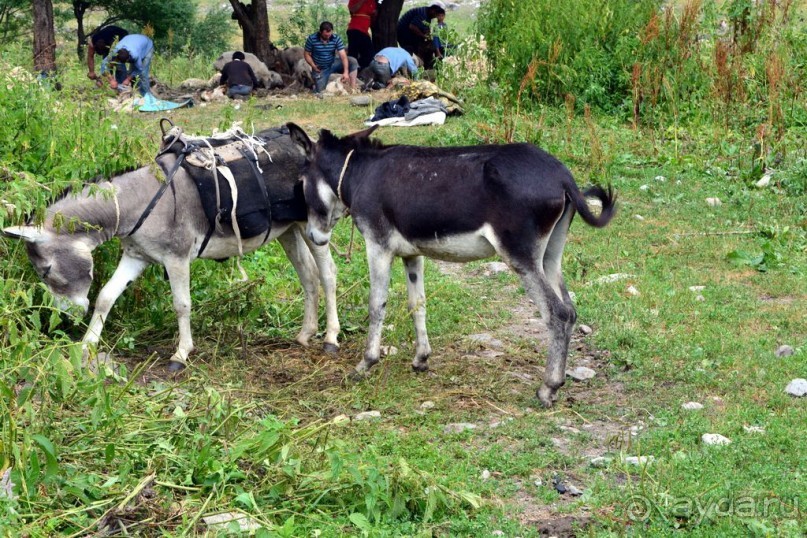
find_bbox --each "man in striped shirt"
[304,21,359,94]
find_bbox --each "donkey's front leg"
[354,242,394,377]
[306,236,340,353]
[82,252,149,369]
[164,258,194,371]
[402,256,431,372]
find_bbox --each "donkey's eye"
[41,265,52,278]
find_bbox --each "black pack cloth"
[158,126,307,240]
[370,95,411,122]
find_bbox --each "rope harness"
[130,120,273,278]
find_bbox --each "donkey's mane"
[320,130,390,153]
[52,165,141,204]
[43,165,145,233]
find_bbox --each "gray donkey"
[3,128,339,371]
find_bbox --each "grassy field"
[1,2,806,536]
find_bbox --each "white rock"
[705,197,722,207]
[702,433,732,446]
[483,261,509,275]
[481,469,491,480]
[634,214,645,221]
[492,531,504,537]
[578,324,593,335]
[695,294,706,301]
[380,345,398,356]
[203,512,262,532]
[566,366,596,381]
[623,455,655,466]
[588,199,603,208]
[533,478,543,487]
[755,174,771,188]
[785,378,807,397]
[775,345,794,358]
[467,333,504,350]
[654,175,666,182]
[444,423,477,434]
[591,273,634,285]
[354,410,381,421]
[626,285,640,296]
[681,401,704,411]
[688,285,705,292]
[420,400,435,409]
[590,456,612,468]
[743,425,765,434]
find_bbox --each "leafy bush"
[275,0,349,48]
[477,0,806,131]
[477,0,659,112]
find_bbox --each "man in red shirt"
[347,0,377,70]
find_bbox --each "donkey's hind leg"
[515,267,576,408]
[164,257,194,371]
[277,227,321,348]
[403,255,431,372]
[82,252,149,370]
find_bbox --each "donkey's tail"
[570,184,617,228]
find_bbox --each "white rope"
[337,149,355,205]
[105,182,120,236]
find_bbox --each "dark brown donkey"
[287,123,616,407]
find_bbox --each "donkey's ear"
[3,225,48,243]
[287,123,313,156]
[349,125,379,139]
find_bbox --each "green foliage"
[0,0,29,43]
[275,0,349,48]
[161,6,234,58]
[477,0,659,111]
[476,0,806,133]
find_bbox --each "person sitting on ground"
[101,34,154,96]
[220,51,259,99]
[86,25,128,87]
[347,0,378,71]
[368,47,419,88]
[304,21,359,95]
[396,1,446,68]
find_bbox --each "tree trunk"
[73,1,89,61]
[229,0,274,65]
[372,0,404,50]
[32,0,57,74]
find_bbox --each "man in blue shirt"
[101,34,154,95]
[303,21,359,94]
[368,47,419,87]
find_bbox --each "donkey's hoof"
[411,362,430,373]
[168,360,186,373]
[323,342,340,355]
[537,384,557,408]
[348,369,368,383]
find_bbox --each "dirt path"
[433,260,641,536]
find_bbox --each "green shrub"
[477,0,659,112]
[275,0,349,48]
